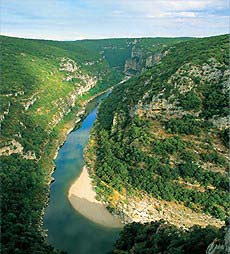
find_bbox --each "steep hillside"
[110,220,229,254]
[0,35,123,254]
[1,34,228,254]
[124,37,190,75]
[85,35,229,229]
[0,35,190,254]
[73,38,135,71]
[73,37,191,75]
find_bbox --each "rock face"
[107,191,224,229]
[1,56,99,161]
[47,92,87,129]
[145,52,164,67]
[0,139,37,160]
[124,58,141,75]
[47,82,96,130]
[48,91,77,128]
[0,139,24,156]
[59,57,98,87]
[211,116,230,130]
[60,57,79,73]
[44,57,98,129]
[0,101,10,122]
[124,44,165,76]
[132,58,229,122]
[124,46,144,75]
[86,36,229,231]
[21,93,38,110]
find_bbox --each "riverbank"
[43,82,126,239]
[41,88,116,237]
[46,87,114,185]
[68,166,123,228]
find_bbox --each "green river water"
[43,94,121,254]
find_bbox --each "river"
[43,94,121,254]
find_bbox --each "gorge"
[1,34,229,254]
[43,94,122,254]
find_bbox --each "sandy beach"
[68,166,123,228]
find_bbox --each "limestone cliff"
[85,35,229,231]
[124,39,172,76]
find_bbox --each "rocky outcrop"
[107,191,224,229]
[23,151,37,160]
[60,57,79,73]
[46,58,98,129]
[0,139,37,160]
[0,139,24,156]
[59,57,98,87]
[124,43,144,75]
[145,52,164,67]
[48,91,77,128]
[124,58,142,74]
[21,94,38,110]
[47,79,96,129]
[77,76,97,95]
[3,91,24,97]
[129,58,229,121]
[84,58,103,66]
[168,59,226,93]
[124,45,166,76]
[0,101,10,122]
[211,116,230,130]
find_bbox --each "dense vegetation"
[0,35,193,253]
[86,34,229,223]
[0,35,131,254]
[0,35,117,253]
[110,220,226,254]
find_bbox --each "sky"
[0,0,229,40]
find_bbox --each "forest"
[0,35,192,253]
[0,35,122,253]
[110,220,227,254]
[86,34,229,223]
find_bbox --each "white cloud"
[148,11,197,18]
[167,0,218,10]
[116,0,227,18]
[178,12,197,17]
[0,0,228,39]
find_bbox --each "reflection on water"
[43,94,120,254]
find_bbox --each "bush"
[165,115,202,135]
[178,90,201,111]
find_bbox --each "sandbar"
[68,166,123,228]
